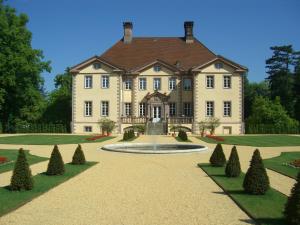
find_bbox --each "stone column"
[118,74,123,133]
[131,75,138,117]
[192,73,199,134]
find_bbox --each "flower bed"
[289,159,300,168]
[0,156,8,164]
[86,135,107,141]
[205,134,225,142]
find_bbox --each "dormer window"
[93,63,101,69]
[154,65,161,72]
[215,63,223,69]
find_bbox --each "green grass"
[263,152,300,179]
[199,135,300,147]
[175,136,192,142]
[199,164,287,225]
[0,135,115,145]
[0,149,48,174]
[0,162,97,216]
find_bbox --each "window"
[215,63,223,69]
[93,63,101,69]
[139,78,147,90]
[125,79,132,90]
[84,76,93,88]
[183,102,192,116]
[183,78,192,90]
[224,101,231,117]
[101,75,109,88]
[206,75,214,88]
[169,78,176,90]
[224,76,231,88]
[125,103,131,116]
[139,103,146,116]
[101,101,109,116]
[206,101,214,117]
[154,65,161,72]
[153,78,161,90]
[169,103,176,116]
[84,126,92,132]
[84,101,92,116]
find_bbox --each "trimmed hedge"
[72,144,86,165]
[246,124,300,134]
[15,123,68,133]
[123,130,135,141]
[209,143,226,167]
[46,145,65,176]
[178,130,188,141]
[225,146,241,177]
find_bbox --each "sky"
[7,0,300,92]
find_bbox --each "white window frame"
[101,75,109,88]
[125,103,131,116]
[101,101,109,116]
[169,102,176,117]
[206,75,214,88]
[139,103,146,117]
[206,101,214,117]
[84,126,92,132]
[169,77,176,90]
[139,78,147,90]
[84,75,93,89]
[84,101,92,117]
[223,75,231,89]
[124,79,132,90]
[183,102,192,116]
[153,78,161,91]
[223,101,231,117]
[154,65,161,72]
[93,63,101,69]
[183,78,192,90]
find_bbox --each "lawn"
[0,135,115,145]
[263,152,300,179]
[199,135,300,147]
[0,149,48,174]
[199,164,287,225]
[0,162,97,216]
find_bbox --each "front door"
[152,106,161,123]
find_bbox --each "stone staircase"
[146,121,166,135]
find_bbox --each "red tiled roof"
[100,37,217,71]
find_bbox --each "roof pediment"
[130,59,182,74]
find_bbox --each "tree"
[284,171,300,225]
[225,146,241,177]
[209,143,226,167]
[0,1,51,132]
[243,149,270,195]
[98,118,116,135]
[198,121,207,137]
[206,117,220,135]
[294,58,300,122]
[42,68,72,131]
[46,145,65,175]
[72,144,86,165]
[10,148,33,190]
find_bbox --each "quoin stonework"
[70,21,248,135]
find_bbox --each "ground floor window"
[183,102,192,116]
[101,101,109,116]
[84,126,92,132]
[139,103,146,116]
[84,101,92,116]
[206,101,214,117]
[169,102,176,116]
[125,103,131,116]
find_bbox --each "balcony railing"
[121,116,147,124]
[121,116,193,124]
[168,117,193,124]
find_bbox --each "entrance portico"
[145,91,169,123]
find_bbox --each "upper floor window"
[139,78,147,90]
[183,102,192,116]
[169,78,176,90]
[224,75,231,88]
[206,75,214,88]
[93,63,101,69]
[206,101,214,117]
[139,103,146,117]
[183,78,192,90]
[169,103,176,116]
[215,63,223,69]
[125,79,132,90]
[101,75,109,88]
[125,103,131,116]
[101,101,109,116]
[153,78,161,90]
[84,76,93,89]
[224,101,231,117]
[84,101,92,117]
[154,65,161,72]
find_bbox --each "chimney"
[184,21,194,43]
[123,22,133,44]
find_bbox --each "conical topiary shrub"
[10,148,33,191]
[284,171,300,225]
[46,145,65,175]
[243,149,270,195]
[209,143,226,167]
[225,146,241,177]
[72,144,86,165]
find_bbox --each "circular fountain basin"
[101,143,208,154]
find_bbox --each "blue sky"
[8,0,300,92]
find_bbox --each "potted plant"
[98,118,116,136]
